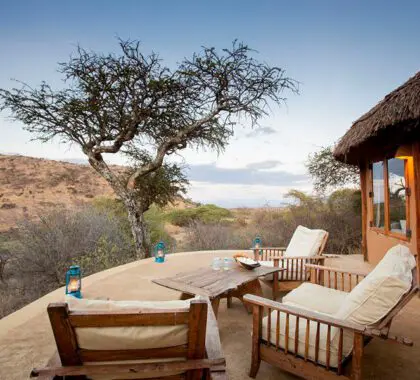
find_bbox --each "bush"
[0,206,136,318]
[92,198,176,250]
[167,204,231,227]
[183,189,361,255]
[184,221,244,251]
[144,205,176,251]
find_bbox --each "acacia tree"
[0,40,297,258]
[306,146,359,193]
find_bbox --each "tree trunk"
[86,155,150,258]
[124,198,150,258]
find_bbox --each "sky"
[0,1,420,207]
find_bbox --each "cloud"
[187,182,313,208]
[245,126,277,138]
[186,163,308,186]
[246,160,282,170]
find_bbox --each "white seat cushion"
[284,225,327,258]
[283,283,347,315]
[262,310,349,368]
[335,244,415,326]
[66,296,194,350]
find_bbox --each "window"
[388,158,407,234]
[372,162,385,228]
[370,157,410,238]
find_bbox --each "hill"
[0,154,195,232]
[0,154,118,231]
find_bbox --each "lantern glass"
[66,265,82,298]
[68,278,80,292]
[155,241,166,263]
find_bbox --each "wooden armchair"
[244,258,418,380]
[253,228,329,291]
[30,298,227,380]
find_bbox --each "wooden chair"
[30,298,227,380]
[253,228,329,291]
[244,263,418,380]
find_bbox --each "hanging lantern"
[253,236,263,256]
[154,241,166,263]
[65,265,82,298]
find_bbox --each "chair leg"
[211,298,220,318]
[249,355,261,378]
[351,333,364,380]
[249,305,263,378]
[227,295,232,308]
[272,271,279,300]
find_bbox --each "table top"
[152,264,284,299]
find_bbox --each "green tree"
[306,146,359,193]
[0,39,297,257]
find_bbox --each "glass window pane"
[372,162,385,228]
[387,158,407,234]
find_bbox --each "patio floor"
[0,250,419,379]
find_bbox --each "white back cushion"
[285,225,327,258]
[335,244,416,326]
[66,296,193,350]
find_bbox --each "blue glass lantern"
[253,236,263,255]
[154,241,166,263]
[65,265,82,298]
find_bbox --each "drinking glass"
[212,257,222,270]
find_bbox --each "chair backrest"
[334,244,417,327]
[284,226,328,258]
[47,298,208,379]
[376,266,418,330]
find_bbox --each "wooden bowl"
[234,257,261,270]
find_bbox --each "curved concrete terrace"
[0,250,419,380]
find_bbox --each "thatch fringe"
[334,71,420,164]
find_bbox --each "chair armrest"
[243,294,367,333]
[277,255,325,261]
[305,264,369,291]
[365,327,414,347]
[252,247,286,261]
[265,256,325,281]
[260,255,325,264]
[305,264,369,278]
[251,246,286,251]
[30,351,61,379]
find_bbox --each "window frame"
[369,157,411,241]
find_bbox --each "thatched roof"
[334,71,420,165]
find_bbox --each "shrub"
[0,206,136,318]
[93,198,176,250]
[1,203,17,209]
[144,205,176,251]
[184,221,242,251]
[167,204,232,227]
[184,189,361,255]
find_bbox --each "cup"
[212,257,222,270]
